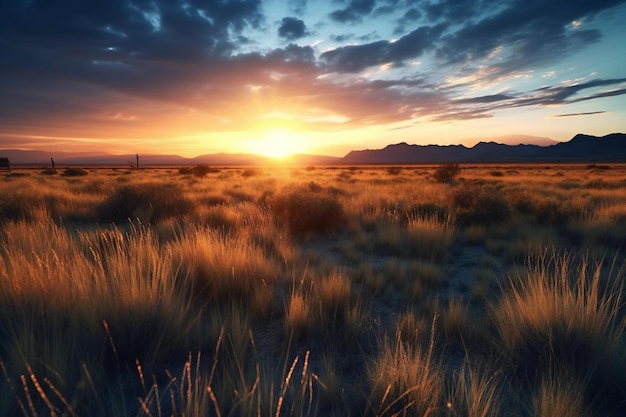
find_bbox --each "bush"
[62,168,88,177]
[192,164,219,177]
[271,184,345,236]
[241,168,260,178]
[41,168,57,175]
[433,163,461,183]
[450,184,510,226]
[99,182,195,223]
[178,166,194,175]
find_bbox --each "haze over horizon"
[2,0,625,158]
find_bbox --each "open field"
[1,163,625,416]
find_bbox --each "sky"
[1,0,625,158]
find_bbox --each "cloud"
[439,78,626,121]
[289,0,308,14]
[552,111,606,118]
[329,0,377,24]
[278,17,308,40]
[435,0,624,74]
[320,24,446,72]
[394,7,422,34]
[425,0,488,23]
[0,0,625,147]
[454,94,515,104]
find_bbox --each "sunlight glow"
[251,129,304,158]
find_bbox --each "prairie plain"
[1,163,625,416]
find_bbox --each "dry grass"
[367,319,442,417]
[1,164,625,416]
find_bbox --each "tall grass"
[367,319,442,417]
[445,363,502,417]
[171,225,278,305]
[491,252,626,413]
[2,164,626,416]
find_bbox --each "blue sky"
[1,0,625,157]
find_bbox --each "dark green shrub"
[178,166,194,175]
[62,168,88,176]
[99,182,195,223]
[433,163,461,183]
[451,184,510,226]
[387,167,402,175]
[272,185,345,236]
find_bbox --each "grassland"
[1,163,625,416]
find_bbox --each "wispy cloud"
[552,111,606,118]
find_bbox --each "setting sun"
[251,129,305,159]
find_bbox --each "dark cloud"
[266,44,316,63]
[0,1,264,61]
[320,24,446,72]
[441,78,626,121]
[330,33,354,42]
[278,17,308,40]
[289,0,308,15]
[454,94,515,104]
[329,31,381,42]
[436,0,625,72]
[394,7,422,35]
[0,0,624,145]
[553,111,606,118]
[329,0,377,24]
[0,1,267,128]
[518,78,626,106]
[425,0,488,23]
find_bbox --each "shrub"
[271,184,345,236]
[532,199,584,225]
[178,166,194,175]
[62,168,88,177]
[450,184,510,226]
[192,164,219,177]
[433,163,461,183]
[99,182,195,223]
[386,167,402,175]
[41,168,57,175]
[241,168,260,178]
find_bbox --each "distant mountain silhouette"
[463,134,557,147]
[341,133,626,164]
[2,133,623,165]
[0,149,342,166]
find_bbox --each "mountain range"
[1,133,625,166]
[342,133,626,164]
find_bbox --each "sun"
[254,129,303,158]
